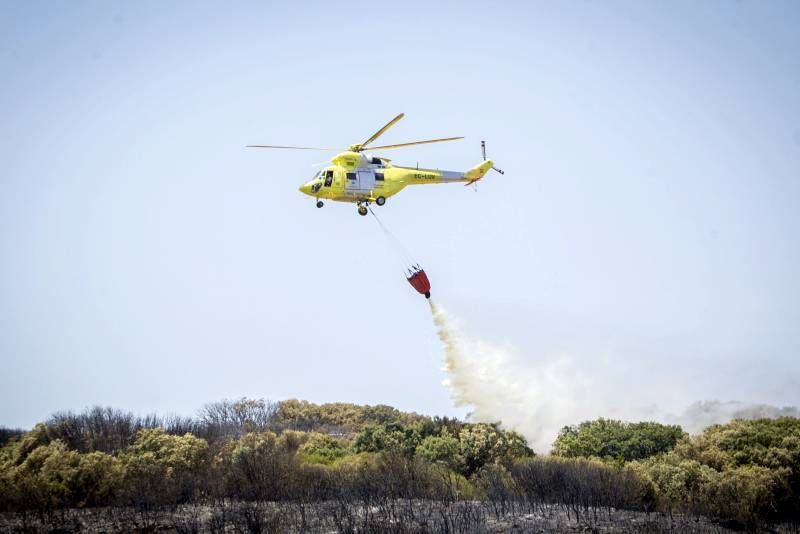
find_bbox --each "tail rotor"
[481,140,504,175]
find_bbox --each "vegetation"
[552,418,686,463]
[1,398,798,531]
[0,428,23,447]
[630,417,800,527]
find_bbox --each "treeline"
[1,399,799,531]
[7,399,439,454]
[550,417,800,527]
[0,400,533,509]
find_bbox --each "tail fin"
[464,160,495,185]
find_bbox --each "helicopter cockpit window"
[324,170,333,187]
[375,172,385,181]
[371,157,382,165]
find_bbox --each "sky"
[1,1,799,429]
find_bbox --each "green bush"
[552,419,685,462]
[2,440,122,510]
[458,424,533,475]
[416,435,465,472]
[121,429,208,506]
[298,433,347,465]
[631,418,800,526]
[352,422,423,456]
[1,400,798,531]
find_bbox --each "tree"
[416,435,465,473]
[473,463,515,518]
[198,398,276,442]
[629,418,800,526]
[121,429,208,506]
[458,424,533,475]
[629,452,718,516]
[0,428,23,447]
[44,407,163,453]
[5,440,122,510]
[675,417,800,469]
[352,423,422,456]
[670,417,800,523]
[552,419,685,462]
[215,431,298,501]
[710,465,781,528]
[298,433,347,465]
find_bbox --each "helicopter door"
[357,170,375,191]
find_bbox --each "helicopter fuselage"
[298,151,493,206]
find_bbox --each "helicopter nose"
[299,182,311,195]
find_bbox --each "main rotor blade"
[365,136,464,150]
[246,145,337,150]
[361,112,405,148]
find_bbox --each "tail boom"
[399,159,497,186]
[463,160,495,185]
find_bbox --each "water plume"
[429,301,798,452]
[429,300,585,451]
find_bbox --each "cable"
[368,206,418,271]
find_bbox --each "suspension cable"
[368,206,417,270]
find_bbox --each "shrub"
[458,424,533,475]
[552,419,685,462]
[298,433,347,465]
[416,435,465,473]
[352,422,422,456]
[121,429,208,506]
[4,441,122,510]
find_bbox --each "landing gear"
[358,205,368,216]
[316,200,324,208]
[375,196,386,206]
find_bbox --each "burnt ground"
[0,501,774,533]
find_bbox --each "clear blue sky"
[2,1,799,428]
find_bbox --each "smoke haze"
[429,301,799,452]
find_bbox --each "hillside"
[1,398,799,532]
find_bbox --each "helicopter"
[248,113,503,216]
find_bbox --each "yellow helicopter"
[248,113,503,216]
